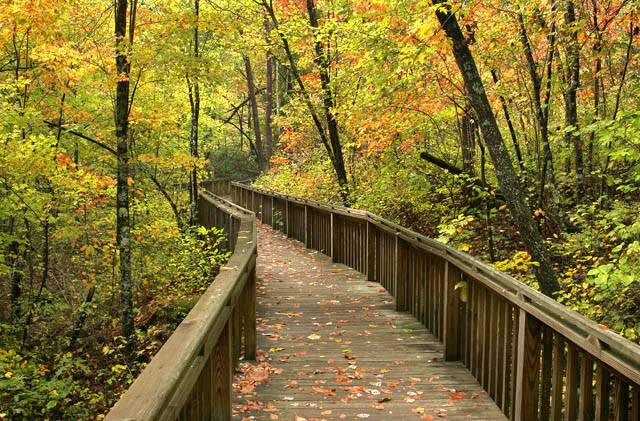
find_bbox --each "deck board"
[233,223,506,420]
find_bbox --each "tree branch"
[44,120,117,156]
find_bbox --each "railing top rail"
[106,192,256,420]
[231,181,640,385]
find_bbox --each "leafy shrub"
[0,349,99,419]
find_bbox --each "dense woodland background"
[1,0,639,417]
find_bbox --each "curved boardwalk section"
[233,224,505,420]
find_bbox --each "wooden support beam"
[243,262,257,360]
[395,236,408,311]
[304,205,310,248]
[514,309,542,421]
[443,261,462,361]
[211,321,232,419]
[367,221,376,281]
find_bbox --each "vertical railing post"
[330,213,334,259]
[243,257,257,360]
[271,196,275,227]
[367,221,376,281]
[285,200,290,236]
[514,309,542,420]
[443,261,462,361]
[211,321,232,419]
[395,236,407,311]
[304,205,310,248]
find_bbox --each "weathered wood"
[565,343,580,420]
[243,262,257,360]
[551,335,565,421]
[226,182,640,421]
[107,192,256,421]
[540,326,553,420]
[579,353,594,421]
[514,309,542,421]
[395,236,408,311]
[632,386,640,421]
[595,364,611,421]
[234,223,506,421]
[211,321,232,420]
[366,221,376,281]
[613,378,630,421]
[443,261,461,361]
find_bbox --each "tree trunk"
[517,13,557,197]
[115,0,135,356]
[564,0,584,199]
[433,0,561,297]
[459,106,475,175]
[244,55,266,170]
[490,70,524,172]
[187,0,200,226]
[264,14,275,163]
[305,0,349,203]
[263,1,349,204]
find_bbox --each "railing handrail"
[106,191,257,420]
[230,181,640,387]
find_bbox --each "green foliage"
[0,349,99,419]
[207,146,259,181]
[555,200,640,339]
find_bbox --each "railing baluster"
[514,309,542,420]
[443,261,461,361]
[394,236,407,311]
[211,321,232,419]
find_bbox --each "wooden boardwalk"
[233,223,505,420]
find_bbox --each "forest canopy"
[1,0,639,417]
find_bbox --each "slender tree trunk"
[433,0,561,297]
[187,0,200,225]
[459,106,475,175]
[490,70,524,172]
[479,139,496,262]
[68,285,96,351]
[517,13,557,199]
[305,0,349,203]
[263,1,349,203]
[115,0,135,356]
[7,218,22,320]
[588,0,601,196]
[264,14,275,163]
[564,0,584,199]
[244,56,266,170]
[602,18,634,192]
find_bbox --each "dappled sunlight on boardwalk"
[232,223,505,420]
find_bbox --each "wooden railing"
[107,191,257,420]
[230,181,640,421]
[200,179,233,197]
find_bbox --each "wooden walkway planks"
[233,223,506,420]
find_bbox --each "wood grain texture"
[233,224,505,420]
[514,309,541,421]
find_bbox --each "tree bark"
[490,70,524,172]
[305,0,350,203]
[264,14,275,163]
[517,12,557,197]
[115,0,135,356]
[459,106,475,175]
[187,0,200,226]
[262,1,350,204]
[244,55,266,170]
[432,0,561,296]
[564,0,584,199]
